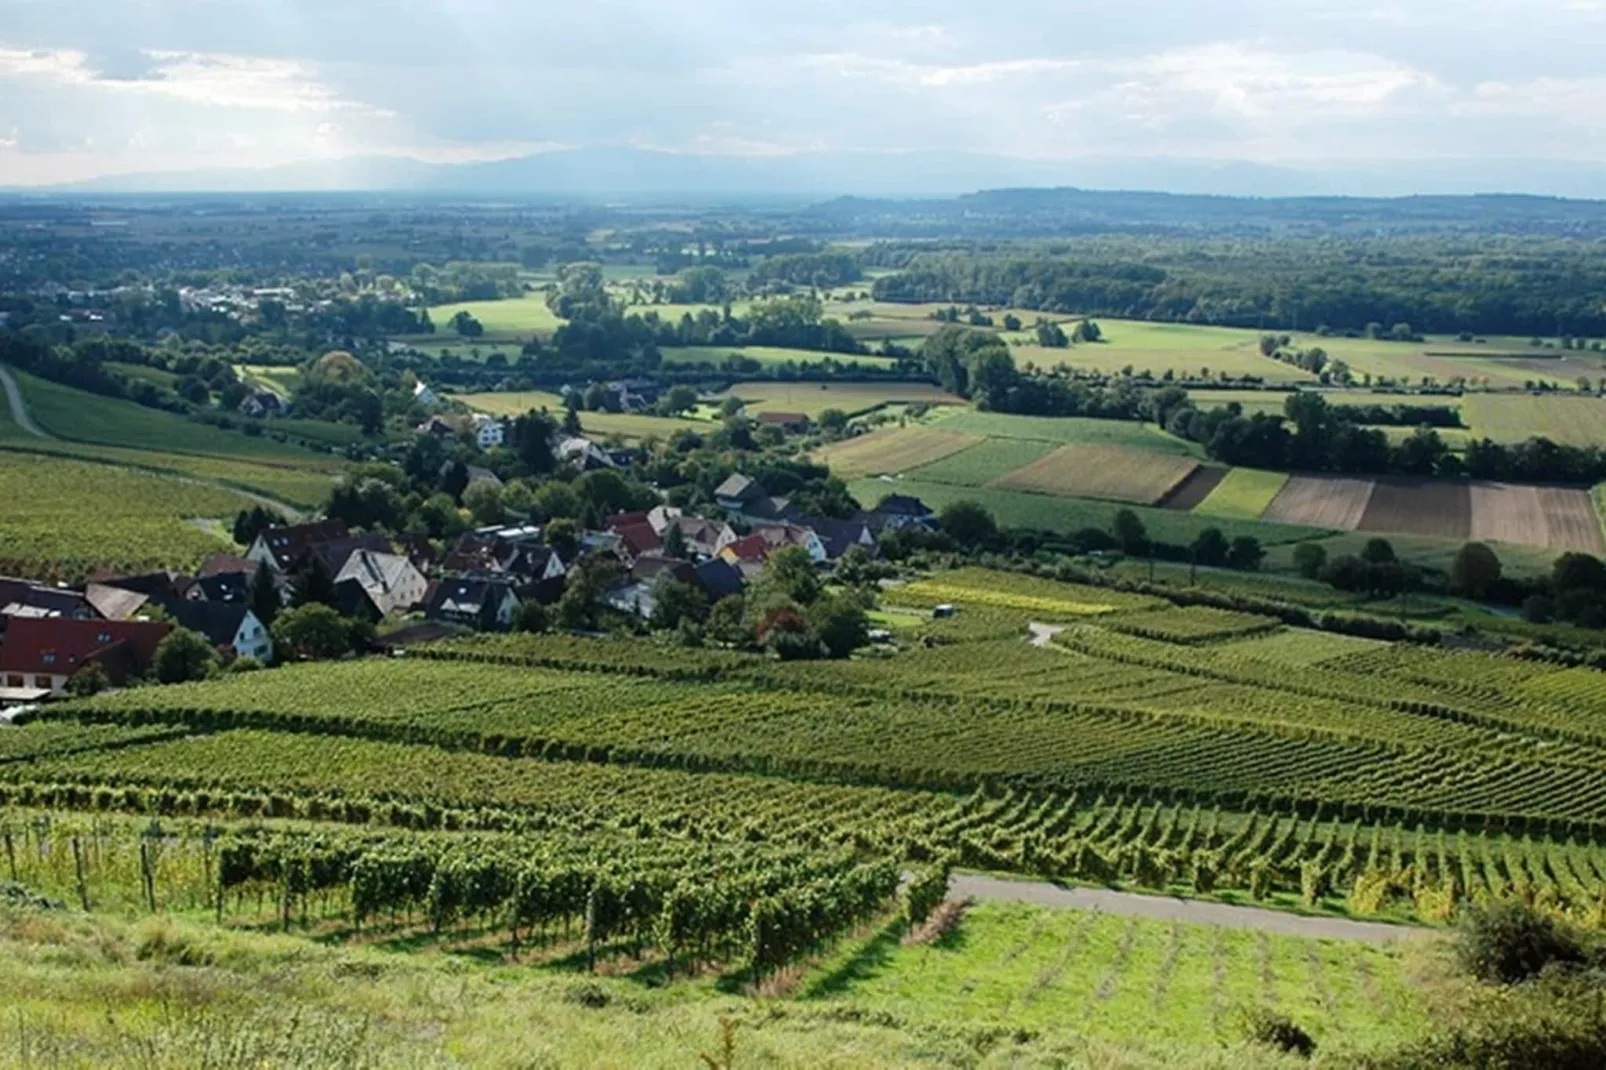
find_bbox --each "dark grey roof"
[694,558,745,602]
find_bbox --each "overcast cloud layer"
[2,0,1605,191]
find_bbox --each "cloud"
[3,0,1606,185]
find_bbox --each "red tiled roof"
[756,411,809,425]
[0,617,172,683]
[614,522,662,557]
[722,533,770,561]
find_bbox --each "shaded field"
[848,477,1324,545]
[813,427,982,479]
[1195,468,1289,519]
[718,381,964,418]
[664,345,896,369]
[1464,393,1606,447]
[1535,487,1606,554]
[458,390,568,416]
[1219,628,1388,667]
[992,444,1199,504]
[1017,341,1311,384]
[904,437,1057,486]
[1263,476,1377,530]
[933,411,1203,455]
[1157,466,1226,510]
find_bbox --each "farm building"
[0,617,172,696]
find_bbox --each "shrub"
[1239,1005,1315,1057]
[1456,901,1586,984]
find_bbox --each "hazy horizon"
[4,1,1605,196]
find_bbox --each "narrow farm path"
[948,874,1416,944]
[0,364,51,438]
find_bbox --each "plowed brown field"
[1262,476,1376,529]
[1359,478,1471,540]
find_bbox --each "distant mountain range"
[16,148,1606,201]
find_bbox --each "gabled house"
[610,521,662,563]
[646,507,737,560]
[424,578,520,632]
[714,474,764,514]
[239,389,285,418]
[799,516,876,561]
[693,558,745,603]
[413,380,441,408]
[557,436,616,471]
[158,600,273,664]
[0,578,93,621]
[83,583,150,622]
[189,573,250,604]
[739,523,829,565]
[335,550,428,617]
[416,415,456,439]
[310,533,396,577]
[868,494,937,532]
[0,617,173,695]
[246,520,350,574]
[471,413,505,449]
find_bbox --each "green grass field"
[931,410,1204,456]
[1195,469,1289,519]
[425,295,565,336]
[807,903,1426,1055]
[850,476,1325,545]
[903,437,1058,486]
[1463,393,1606,447]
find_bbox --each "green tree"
[1450,541,1503,600]
[1112,509,1149,556]
[939,500,997,549]
[464,480,506,526]
[818,408,849,433]
[293,554,338,608]
[706,595,750,647]
[661,523,689,560]
[1228,536,1265,571]
[545,518,580,559]
[1034,319,1069,347]
[1361,537,1396,565]
[1192,527,1230,568]
[756,547,822,606]
[1292,542,1328,579]
[808,592,869,658]
[513,600,550,634]
[650,577,707,632]
[511,411,558,475]
[449,310,484,337]
[658,385,699,417]
[248,566,281,627]
[66,662,109,697]
[153,628,218,684]
[271,603,356,661]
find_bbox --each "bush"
[1239,1005,1315,1058]
[1456,901,1587,984]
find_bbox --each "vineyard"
[8,564,1606,1058]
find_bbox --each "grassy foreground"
[0,903,1312,1070]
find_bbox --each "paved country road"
[948,873,1417,943]
[0,365,51,438]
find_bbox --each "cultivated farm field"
[1463,393,1606,447]
[423,295,564,336]
[991,444,1200,504]
[812,426,982,478]
[718,381,964,418]
[0,453,241,580]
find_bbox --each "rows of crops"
[1100,605,1284,644]
[0,809,913,978]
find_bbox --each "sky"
[2,0,1605,189]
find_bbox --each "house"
[424,578,521,632]
[87,570,183,599]
[0,617,172,695]
[239,389,285,418]
[0,579,93,621]
[557,436,616,471]
[630,554,699,589]
[714,474,765,514]
[693,558,745,603]
[646,507,737,559]
[799,516,876,561]
[159,601,273,663]
[310,533,395,577]
[755,411,810,433]
[719,533,771,567]
[246,519,350,573]
[83,583,150,622]
[197,553,259,579]
[335,550,428,617]
[868,494,936,532]
[413,380,441,408]
[189,572,251,604]
[415,415,457,439]
[471,413,505,449]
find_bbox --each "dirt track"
[948,873,1418,944]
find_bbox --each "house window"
[40,653,55,666]
[5,675,22,688]
[33,676,51,689]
